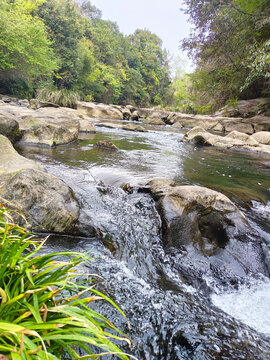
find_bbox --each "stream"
[17,121,270,359]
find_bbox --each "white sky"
[91,0,193,73]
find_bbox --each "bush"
[0,207,132,359]
[36,88,80,108]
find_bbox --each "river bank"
[0,99,270,358]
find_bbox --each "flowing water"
[18,121,270,359]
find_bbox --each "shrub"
[0,207,132,359]
[36,88,80,108]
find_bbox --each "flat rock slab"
[0,104,81,147]
[0,135,41,174]
[77,101,123,120]
[96,121,147,132]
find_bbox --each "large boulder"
[222,119,254,134]
[78,119,96,133]
[77,101,123,120]
[0,169,80,233]
[147,178,269,289]
[18,115,79,147]
[0,135,41,174]
[249,115,270,132]
[143,111,168,125]
[0,103,82,146]
[225,130,259,146]
[0,135,81,233]
[134,107,155,119]
[0,113,20,142]
[251,131,270,145]
[215,98,270,118]
[130,110,139,121]
[182,126,270,154]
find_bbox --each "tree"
[128,29,171,105]
[38,0,84,89]
[181,0,270,109]
[0,0,57,97]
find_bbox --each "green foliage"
[37,87,80,107]
[37,0,85,89]
[0,0,57,96]
[0,207,132,359]
[0,0,172,105]
[182,0,270,109]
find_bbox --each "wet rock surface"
[147,178,269,291]
[1,100,270,358]
[94,140,119,150]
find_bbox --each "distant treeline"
[0,0,172,107]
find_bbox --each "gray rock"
[18,115,79,147]
[0,169,80,233]
[130,110,139,121]
[0,135,81,233]
[249,115,270,132]
[147,178,269,288]
[143,111,168,125]
[122,123,147,132]
[223,119,254,134]
[78,119,96,133]
[182,126,270,154]
[225,130,259,146]
[0,114,20,142]
[215,98,270,118]
[77,101,123,120]
[251,131,270,145]
[0,134,41,174]
[122,108,132,120]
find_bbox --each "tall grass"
[0,207,133,360]
[36,88,80,108]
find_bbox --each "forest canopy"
[0,0,172,107]
[1,0,269,112]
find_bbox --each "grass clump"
[0,207,133,360]
[37,88,80,108]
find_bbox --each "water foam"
[212,280,270,335]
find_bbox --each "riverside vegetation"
[1,0,270,359]
[0,207,132,359]
[1,0,270,113]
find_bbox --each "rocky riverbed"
[0,98,270,358]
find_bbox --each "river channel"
[17,120,270,359]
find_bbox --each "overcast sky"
[91,0,193,72]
